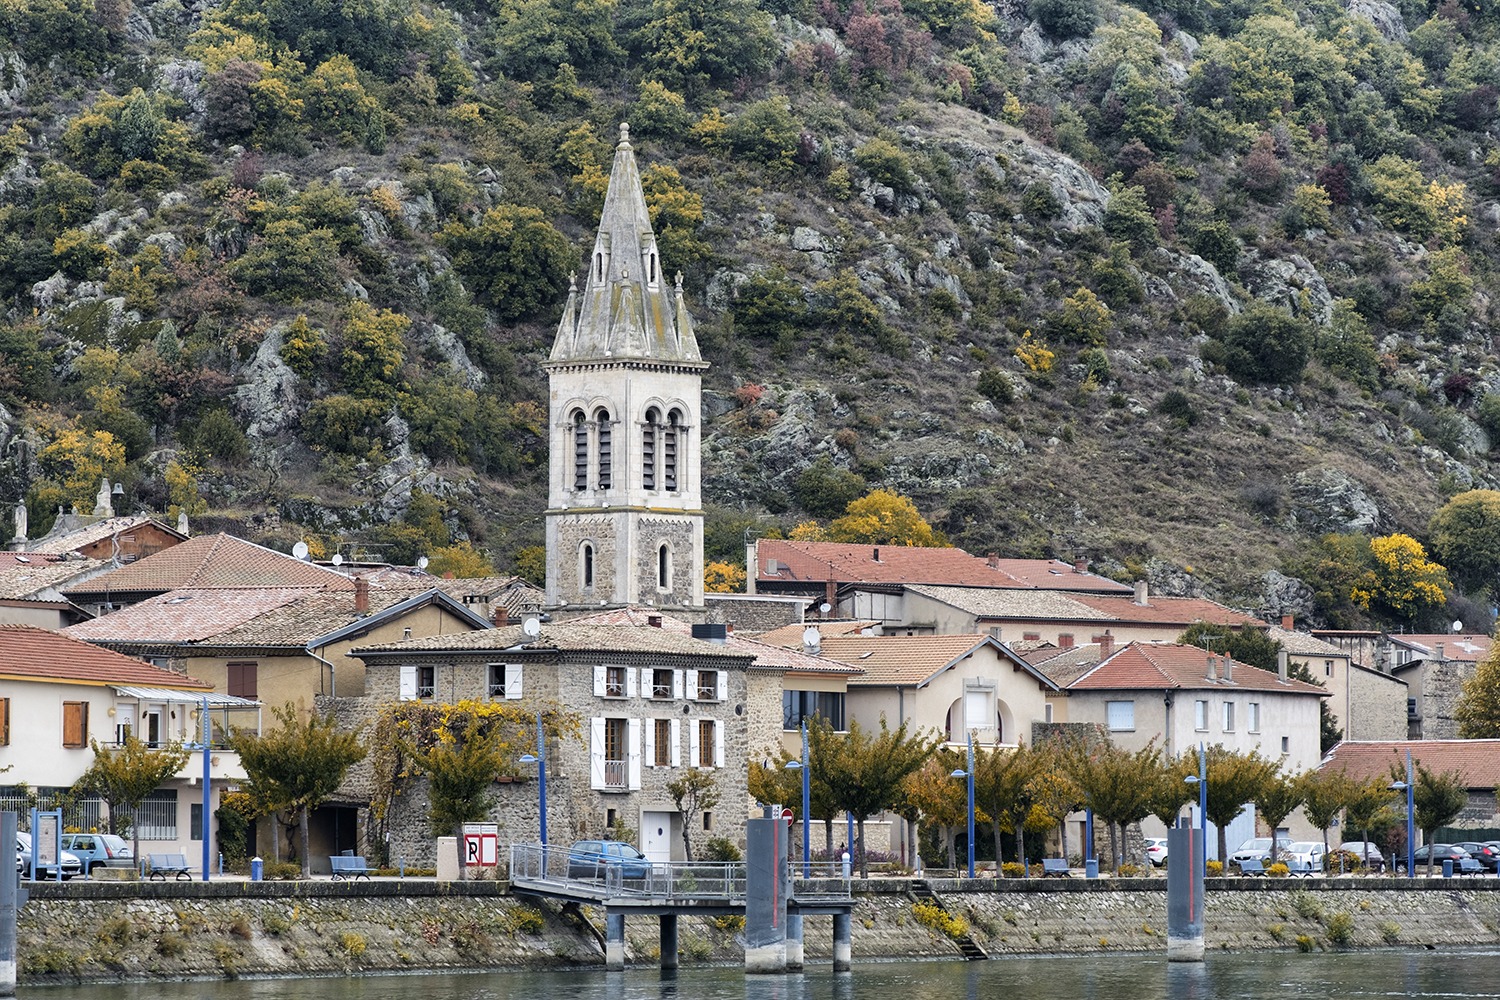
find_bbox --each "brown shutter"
[0,697,8,746]
[227,661,258,699]
[63,701,88,748]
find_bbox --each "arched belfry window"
[658,543,671,590]
[596,408,612,489]
[582,543,595,589]
[643,407,659,490]
[664,409,682,491]
[572,411,588,490]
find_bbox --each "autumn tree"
[1253,772,1304,864]
[1429,489,1500,596]
[826,489,948,547]
[667,769,721,861]
[73,735,191,864]
[426,543,492,578]
[1150,753,1200,830]
[230,703,367,878]
[340,301,409,402]
[900,748,972,868]
[1298,767,1351,854]
[819,716,938,876]
[703,561,746,593]
[1202,744,1280,863]
[1067,735,1162,871]
[1342,776,1398,869]
[974,740,1036,869]
[1455,643,1500,738]
[1352,534,1450,623]
[1391,759,1468,874]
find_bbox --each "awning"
[109,686,260,707]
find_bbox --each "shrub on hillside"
[1029,0,1098,38]
[1220,303,1312,384]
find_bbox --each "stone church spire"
[549,123,701,364]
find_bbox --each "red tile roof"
[755,540,1024,587]
[63,533,356,596]
[987,559,1132,593]
[1390,634,1492,662]
[1068,643,1326,695]
[1321,740,1500,789]
[752,620,883,648]
[563,608,862,675]
[0,624,211,689]
[1066,594,1266,628]
[0,555,106,600]
[817,634,1056,688]
[63,588,322,643]
[28,515,185,555]
[352,622,756,659]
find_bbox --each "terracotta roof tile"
[755,540,1025,587]
[1321,740,1500,789]
[64,533,355,596]
[196,590,441,647]
[1389,634,1492,662]
[985,559,1132,593]
[564,608,862,675]
[0,556,106,600]
[351,623,756,660]
[1066,594,1266,628]
[0,624,212,689]
[63,588,323,644]
[751,620,883,647]
[28,515,184,555]
[1068,643,1326,695]
[1266,626,1349,658]
[817,634,1054,688]
[905,585,1116,621]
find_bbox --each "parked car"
[15,832,83,880]
[1395,844,1472,872]
[1230,837,1294,869]
[59,833,134,873]
[566,840,652,880]
[1339,841,1386,872]
[1450,842,1500,872]
[1145,838,1168,866]
[1283,841,1326,874]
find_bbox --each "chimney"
[354,576,369,614]
[1435,642,1445,661]
[1133,580,1149,605]
[746,541,758,595]
[1098,631,1114,658]
[803,625,822,655]
[1206,655,1217,682]
[1281,614,1293,630]
[691,623,728,645]
[1222,656,1234,683]
[494,606,509,627]
[766,558,779,575]
[987,552,999,569]
[873,547,880,562]
[1074,558,1087,574]
[1277,650,1288,683]
[648,614,663,628]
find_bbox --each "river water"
[36,950,1500,1000]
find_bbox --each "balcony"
[603,759,625,789]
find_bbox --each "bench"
[1041,858,1071,878]
[147,854,191,881]
[1237,858,1266,876]
[330,855,372,881]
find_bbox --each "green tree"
[1316,299,1380,390]
[1221,303,1313,385]
[1029,0,1098,38]
[633,0,775,93]
[438,205,577,320]
[666,769,721,861]
[229,703,367,877]
[854,139,915,194]
[1455,644,1500,739]
[405,710,514,880]
[1202,744,1280,863]
[827,489,946,547]
[340,302,409,402]
[1067,735,1162,871]
[1298,767,1351,855]
[1049,287,1112,346]
[974,739,1035,868]
[730,267,806,346]
[514,545,547,587]
[1102,184,1158,252]
[1342,775,1398,869]
[819,716,938,876]
[1430,490,1500,597]
[1253,772,1304,865]
[72,735,191,864]
[231,219,339,300]
[489,0,625,83]
[1391,759,1468,874]
[795,458,866,519]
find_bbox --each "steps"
[908,880,988,960]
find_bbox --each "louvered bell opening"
[598,417,612,489]
[642,425,655,490]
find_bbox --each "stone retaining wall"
[15,877,1500,985]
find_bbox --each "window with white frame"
[487,663,523,700]
[1222,701,1235,732]
[1247,702,1260,733]
[963,682,996,735]
[1195,699,1207,730]
[1106,700,1135,731]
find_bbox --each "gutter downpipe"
[309,645,337,698]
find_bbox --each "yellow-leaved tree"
[1350,533,1449,623]
[427,543,492,578]
[826,489,948,547]
[39,425,126,509]
[703,561,746,593]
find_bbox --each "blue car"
[567,840,651,879]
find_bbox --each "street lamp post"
[1390,751,1415,877]
[784,720,811,877]
[950,732,976,879]
[1184,742,1206,869]
[518,712,547,847]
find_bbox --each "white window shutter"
[400,665,417,701]
[626,667,638,699]
[628,718,642,789]
[593,665,606,697]
[672,669,684,699]
[686,669,699,701]
[689,719,700,767]
[713,720,724,769]
[670,719,681,766]
[644,717,656,767]
[716,671,727,702]
[505,664,523,700]
[590,717,605,789]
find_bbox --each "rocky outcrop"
[1012,140,1110,230]
[418,322,486,389]
[1260,569,1317,621]
[157,60,206,118]
[232,319,304,442]
[1155,248,1241,314]
[1285,467,1389,534]
[1346,0,1409,42]
[0,48,27,109]
[1239,251,1334,324]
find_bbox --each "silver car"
[16,832,83,880]
[1230,837,1294,868]
[1283,841,1325,874]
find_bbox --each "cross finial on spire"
[619,122,630,145]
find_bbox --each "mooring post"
[1166,820,1205,962]
[786,913,804,970]
[744,807,788,973]
[659,914,678,970]
[832,910,852,971]
[605,912,626,971]
[1,812,24,998]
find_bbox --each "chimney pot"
[354,576,369,614]
[987,552,999,569]
[1281,614,1293,630]
[1277,650,1288,683]
[1436,642,1445,660]
[1206,655,1217,682]
[1134,580,1149,605]
[494,606,509,627]
[1074,558,1086,573]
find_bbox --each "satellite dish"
[292,541,310,561]
[522,617,541,637]
[417,555,430,571]
[1453,619,1464,633]
[332,553,343,566]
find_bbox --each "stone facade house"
[1390,634,1493,740]
[1266,623,1407,741]
[345,621,778,865]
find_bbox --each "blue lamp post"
[949,732,976,879]
[184,696,213,881]
[518,712,547,846]
[1390,751,1414,877]
[784,720,811,877]
[1183,743,1206,869]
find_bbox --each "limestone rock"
[232,319,305,441]
[1346,0,1408,42]
[916,260,971,305]
[1014,141,1110,230]
[143,231,187,259]
[157,60,205,117]
[1285,467,1389,534]
[1260,570,1317,622]
[1239,252,1334,324]
[1155,248,1241,315]
[791,226,828,252]
[940,138,1004,181]
[1017,22,1047,62]
[706,268,749,313]
[860,179,897,213]
[773,16,850,58]
[355,207,390,245]
[0,48,27,109]
[31,271,68,310]
[1143,557,1206,598]
[419,322,486,389]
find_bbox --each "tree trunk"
[1107,821,1118,874]
[857,817,868,878]
[908,818,919,872]
[1060,819,1069,861]
[993,818,1004,873]
[455,822,468,881]
[1016,820,1027,875]
[1217,824,1228,869]
[946,826,956,869]
[823,818,833,860]
[300,806,311,878]
[272,816,280,863]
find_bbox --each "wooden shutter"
[716,671,728,702]
[63,701,88,748]
[644,716,656,767]
[672,669,684,699]
[504,664,523,700]
[400,665,418,700]
[625,667,637,699]
[593,665,607,697]
[685,669,699,701]
[689,718,700,767]
[227,661,257,699]
[669,718,681,766]
[590,717,606,788]
[627,718,642,789]
[0,697,8,746]
[713,720,724,769]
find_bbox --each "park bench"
[1237,858,1266,876]
[330,855,372,881]
[1041,858,1071,878]
[147,854,191,881]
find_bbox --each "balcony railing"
[603,759,625,788]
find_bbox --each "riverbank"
[15,877,1500,985]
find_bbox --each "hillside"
[0,0,1497,633]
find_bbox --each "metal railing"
[510,843,746,899]
[603,760,625,788]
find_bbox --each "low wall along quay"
[14,877,1500,985]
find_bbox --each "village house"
[1265,621,1408,742]
[1391,633,1495,739]
[1321,739,1500,837]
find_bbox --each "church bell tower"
[543,124,707,611]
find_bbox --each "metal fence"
[510,843,746,899]
[0,792,103,832]
[129,792,178,841]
